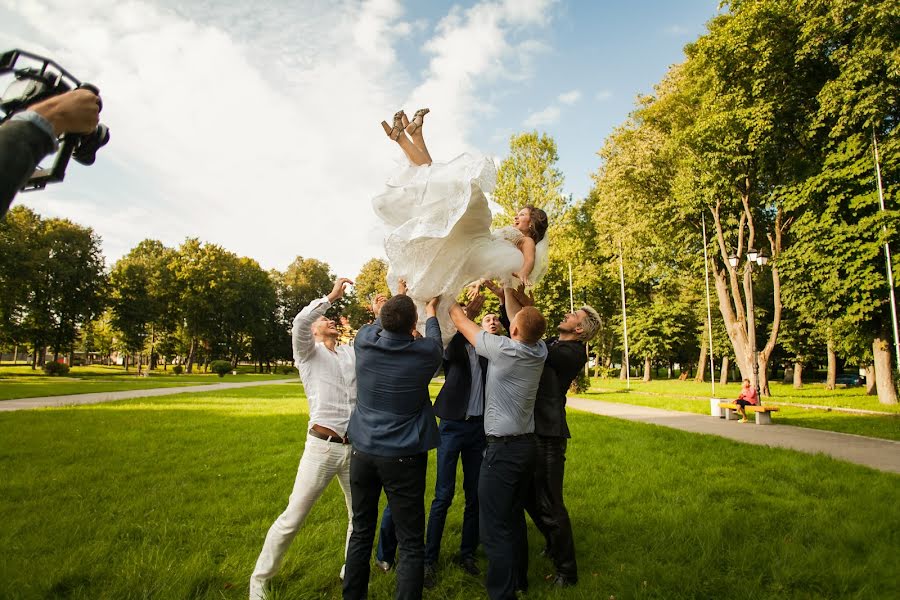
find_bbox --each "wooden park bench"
[718,402,780,425]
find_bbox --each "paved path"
[0,379,297,412]
[4,383,897,474]
[568,398,900,474]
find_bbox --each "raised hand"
[510,285,534,307]
[512,272,532,288]
[397,278,408,295]
[466,280,482,301]
[464,293,485,319]
[327,277,353,303]
[482,279,504,299]
[371,293,388,318]
[426,296,440,318]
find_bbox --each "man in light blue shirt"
[449,302,547,600]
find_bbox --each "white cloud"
[523,105,561,128]
[558,89,581,105]
[1,0,556,277]
[595,89,613,101]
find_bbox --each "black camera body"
[0,49,110,191]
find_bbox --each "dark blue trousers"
[425,416,485,565]
[479,435,537,600]
[343,449,427,600]
[376,417,485,566]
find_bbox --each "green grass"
[0,365,292,401]
[1,385,898,599]
[576,379,900,441]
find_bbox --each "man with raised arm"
[250,277,356,600]
[504,288,602,588]
[343,290,443,600]
[449,300,547,600]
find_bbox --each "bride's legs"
[405,109,433,164]
[381,119,430,166]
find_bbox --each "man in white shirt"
[250,277,357,600]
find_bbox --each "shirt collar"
[378,329,414,341]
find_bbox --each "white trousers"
[250,433,353,599]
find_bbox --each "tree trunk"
[865,365,876,396]
[137,353,143,376]
[186,338,196,374]
[719,356,729,385]
[825,340,837,389]
[757,352,771,397]
[695,346,707,382]
[619,359,627,381]
[12,344,17,365]
[872,337,898,404]
[793,362,803,389]
[643,357,652,382]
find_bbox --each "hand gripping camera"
[0,49,110,191]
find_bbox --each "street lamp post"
[728,249,769,401]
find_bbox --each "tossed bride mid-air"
[373,108,550,343]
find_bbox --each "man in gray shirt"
[449,302,547,600]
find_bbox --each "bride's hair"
[523,205,549,243]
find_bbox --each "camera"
[0,49,110,191]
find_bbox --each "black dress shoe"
[453,554,480,576]
[552,574,577,588]
[423,563,437,589]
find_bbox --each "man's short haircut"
[578,305,602,342]
[516,306,546,344]
[380,294,417,333]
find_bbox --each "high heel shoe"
[405,108,430,135]
[386,110,405,141]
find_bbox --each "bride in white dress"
[373,109,550,343]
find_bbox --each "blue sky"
[0,0,720,277]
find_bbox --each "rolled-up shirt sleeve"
[292,296,331,364]
[475,330,506,361]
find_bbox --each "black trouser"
[525,436,577,581]
[343,448,427,600]
[479,434,536,600]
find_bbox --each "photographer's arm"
[0,89,101,218]
[0,119,54,217]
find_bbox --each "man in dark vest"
[505,291,601,588]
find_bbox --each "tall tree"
[493,131,566,224]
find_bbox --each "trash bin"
[710,397,725,418]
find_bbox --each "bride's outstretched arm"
[513,237,536,287]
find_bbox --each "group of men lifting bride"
[249,109,601,600]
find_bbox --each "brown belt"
[309,428,350,444]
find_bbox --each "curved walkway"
[0,378,297,412]
[568,397,900,474]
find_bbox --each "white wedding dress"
[373,153,549,344]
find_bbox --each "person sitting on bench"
[735,379,759,423]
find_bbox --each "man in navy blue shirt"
[342,293,442,600]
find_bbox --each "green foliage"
[569,370,590,393]
[41,361,70,376]
[493,131,566,225]
[210,360,232,378]
[172,365,183,375]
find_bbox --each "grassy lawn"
[0,365,292,401]
[577,379,900,441]
[1,385,898,599]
